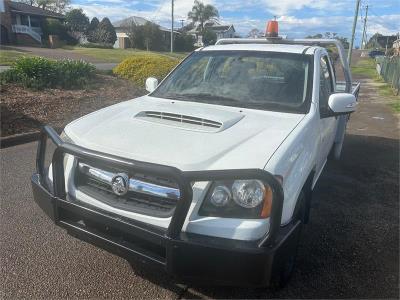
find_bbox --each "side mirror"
[328,93,357,115]
[145,77,158,93]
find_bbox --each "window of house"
[20,15,29,26]
[30,17,41,28]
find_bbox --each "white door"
[316,55,338,173]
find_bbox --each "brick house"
[0,0,64,45]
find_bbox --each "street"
[0,76,399,298]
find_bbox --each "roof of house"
[206,25,234,33]
[113,16,170,32]
[9,1,64,19]
[189,21,235,34]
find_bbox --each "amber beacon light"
[265,19,279,37]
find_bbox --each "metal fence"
[376,56,400,95]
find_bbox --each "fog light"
[210,185,231,207]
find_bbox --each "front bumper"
[31,126,300,287]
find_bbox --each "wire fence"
[376,56,400,95]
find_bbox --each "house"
[112,16,177,49]
[188,20,236,46]
[0,0,64,45]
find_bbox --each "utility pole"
[170,0,174,53]
[348,0,361,66]
[361,5,369,49]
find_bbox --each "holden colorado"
[32,29,360,287]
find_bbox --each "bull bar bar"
[31,125,299,286]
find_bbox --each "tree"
[202,28,217,45]
[247,28,261,38]
[126,21,143,49]
[65,9,89,33]
[96,17,117,45]
[175,33,195,52]
[305,32,349,49]
[142,22,164,51]
[87,17,100,42]
[187,0,219,33]
[15,0,70,13]
[42,18,77,45]
[36,0,70,13]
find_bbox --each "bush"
[0,57,96,89]
[113,54,180,86]
[80,42,113,49]
[175,33,195,52]
[96,17,117,45]
[203,29,217,46]
[42,18,78,46]
[126,22,167,51]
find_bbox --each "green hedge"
[0,57,95,89]
[113,54,180,86]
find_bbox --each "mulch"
[0,75,146,137]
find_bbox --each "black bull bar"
[32,125,291,286]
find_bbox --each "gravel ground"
[0,73,398,298]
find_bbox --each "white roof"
[200,43,316,54]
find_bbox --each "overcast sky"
[72,0,400,46]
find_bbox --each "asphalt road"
[1,76,399,298]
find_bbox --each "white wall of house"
[216,27,235,39]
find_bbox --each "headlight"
[199,180,273,219]
[210,185,231,207]
[232,180,265,208]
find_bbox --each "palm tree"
[187,0,219,33]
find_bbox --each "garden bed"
[0,74,146,137]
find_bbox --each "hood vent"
[135,111,223,132]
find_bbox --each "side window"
[319,56,334,116]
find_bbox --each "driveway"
[0,76,398,298]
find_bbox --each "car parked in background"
[368,49,385,58]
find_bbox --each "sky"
[72,0,400,46]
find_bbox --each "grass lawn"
[351,58,378,78]
[351,58,400,113]
[0,49,34,65]
[65,46,188,63]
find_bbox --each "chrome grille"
[75,162,180,217]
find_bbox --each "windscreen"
[152,51,313,113]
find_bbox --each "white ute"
[32,29,360,288]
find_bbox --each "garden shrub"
[0,57,95,89]
[113,54,180,86]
